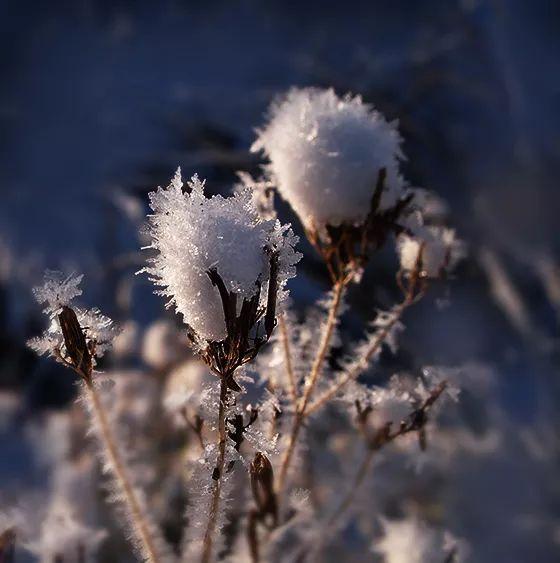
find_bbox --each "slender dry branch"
[278,314,298,405]
[84,381,163,563]
[323,382,448,535]
[305,296,413,416]
[201,378,229,563]
[276,281,345,495]
[326,448,375,529]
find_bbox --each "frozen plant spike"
[28,272,170,563]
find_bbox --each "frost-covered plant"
[252,87,405,232]
[28,272,171,563]
[143,169,300,389]
[252,87,412,281]
[28,271,117,371]
[142,170,300,562]
[22,86,472,563]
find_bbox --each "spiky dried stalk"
[278,314,298,405]
[198,255,280,562]
[307,251,427,415]
[200,378,229,563]
[84,381,164,563]
[56,306,166,563]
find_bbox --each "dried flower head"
[28,272,117,378]
[252,88,412,281]
[143,169,300,386]
[398,225,464,279]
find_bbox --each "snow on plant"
[141,169,300,561]
[28,271,117,368]
[27,272,172,563]
[252,87,412,282]
[252,87,405,232]
[22,86,472,562]
[143,169,300,347]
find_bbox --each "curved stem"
[278,314,298,406]
[326,448,374,530]
[201,379,229,563]
[306,296,413,416]
[276,281,345,495]
[85,381,162,563]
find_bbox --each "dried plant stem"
[277,281,345,495]
[321,381,448,543]
[201,378,229,563]
[306,295,413,416]
[326,448,374,530]
[84,381,162,563]
[278,314,298,405]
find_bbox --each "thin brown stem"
[326,448,375,529]
[278,314,298,405]
[85,381,162,563]
[322,381,448,538]
[276,281,345,495]
[201,378,229,563]
[305,296,413,416]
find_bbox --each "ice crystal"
[32,270,83,316]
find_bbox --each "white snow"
[28,272,118,364]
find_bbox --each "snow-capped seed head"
[28,272,117,375]
[143,169,300,352]
[397,226,464,278]
[252,87,406,233]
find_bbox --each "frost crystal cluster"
[252,87,405,233]
[28,271,117,365]
[143,169,300,343]
[398,213,465,278]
